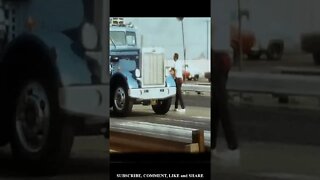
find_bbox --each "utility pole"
[177,17,186,79]
[237,0,243,71]
[181,19,186,66]
[206,19,210,59]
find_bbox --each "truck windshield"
[110,31,126,46]
[110,31,136,46]
[126,32,136,46]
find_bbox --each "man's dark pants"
[175,78,185,109]
[212,53,238,150]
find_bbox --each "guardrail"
[182,84,211,94]
[276,66,320,76]
[227,72,320,98]
[110,119,210,153]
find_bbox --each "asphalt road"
[111,94,211,129]
[181,94,211,108]
[214,97,320,180]
[228,101,320,145]
[212,140,320,180]
[0,136,108,180]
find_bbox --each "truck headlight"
[81,22,98,50]
[135,69,141,78]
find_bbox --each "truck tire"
[10,80,74,175]
[313,52,320,65]
[193,74,199,81]
[112,83,133,116]
[152,97,172,115]
[247,52,261,60]
[267,43,284,60]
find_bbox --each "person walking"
[172,53,186,113]
[212,50,239,166]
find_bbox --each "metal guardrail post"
[185,143,199,153]
[111,120,210,153]
[192,129,205,152]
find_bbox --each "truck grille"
[142,52,165,86]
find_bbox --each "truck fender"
[166,75,176,87]
[111,72,139,89]
[1,33,61,86]
[30,31,93,86]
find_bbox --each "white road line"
[192,116,210,119]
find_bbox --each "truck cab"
[109,18,176,116]
[0,0,108,173]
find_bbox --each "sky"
[124,18,211,60]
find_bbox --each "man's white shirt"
[173,60,183,78]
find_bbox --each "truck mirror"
[81,22,98,50]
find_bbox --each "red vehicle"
[183,65,199,81]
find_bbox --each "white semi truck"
[0,0,108,173]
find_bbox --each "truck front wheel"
[11,80,74,175]
[152,98,172,115]
[112,83,133,116]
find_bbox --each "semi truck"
[109,18,176,117]
[0,0,108,173]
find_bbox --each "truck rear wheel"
[10,80,74,175]
[313,52,320,65]
[112,83,133,116]
[152,98,172,115]
[267,43,283,60]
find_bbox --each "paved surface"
[212,140,320,180]
[111,99,211,131]
[0,136,108,180]
[227,94,320,145]
[214,65,320,180]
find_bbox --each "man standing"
[212,51,239,165]
[211,0,240,167]
[172,53,186,113]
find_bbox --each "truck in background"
[301,33,320,65]
[231,0,320,62]
[0,0,108,173]
[109,18,176,116]
[231,25,284,60]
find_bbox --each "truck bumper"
[129,87,176,100]
[59,85,109,123]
